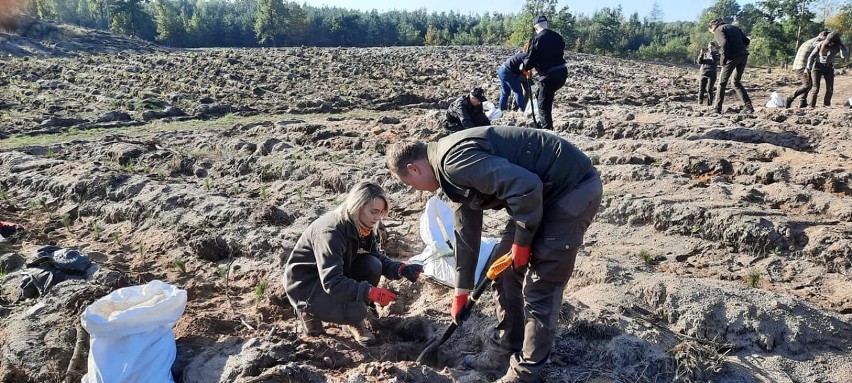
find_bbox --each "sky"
[298,0,759,22]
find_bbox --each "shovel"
[415,251,514,364]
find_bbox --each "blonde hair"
[336,181,388,230]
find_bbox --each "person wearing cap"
[695,42,720,106]
[806,32,848,107]
[497,44,529,112]
[386,126,602,383]
[523,15,567,130]
[439,87,491,132]
[786,31,829,108]
[708,18,754,114]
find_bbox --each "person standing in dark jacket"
[386,126,603,383]
[695,42,720,106]
[283,182,423,346]
[498,45,528,112]
[709,18,753,114]
[523,15,568,130]
[441,87,491,132]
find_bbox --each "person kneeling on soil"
[440,87,491,132]
[283,181,423,346]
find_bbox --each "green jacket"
[427,125,593,290]
[283,211,403,305]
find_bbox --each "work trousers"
[809,64,835,107]
[535,68,567,130]
[292,253,380,326]
[484,171,603,383]
[713,55,752,113]
[698,72,717,105]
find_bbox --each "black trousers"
[698,72,716,105]
[535,68,567,130]
[809,64,835,107]
[789,69,812,107]
[713,55,751,112]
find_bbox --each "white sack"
[411,196,496,287]
[81,280,187,383]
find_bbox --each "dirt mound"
[0,44,850,383]
[0,15,163,58]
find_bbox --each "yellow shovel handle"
[486,252,513,280]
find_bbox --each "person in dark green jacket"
[386,126,603,383]
[283,182,423,346]
[708,18,753,114]
[695,42,720,106]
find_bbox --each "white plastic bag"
[482,101,503,121]
[81,280,187,383]
[766,91,785,108]
[411,196,496,287]
[524,84,539,116]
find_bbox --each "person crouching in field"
[440,87,491,132]
[283,181,423,346]
[696,42,720,106]
[806,32,848,107]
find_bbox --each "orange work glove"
[367,287,397,306]
[512,243,531,269]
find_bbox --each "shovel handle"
[486,252,513,281]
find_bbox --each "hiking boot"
[462,351,509,375]
[299,311,325,336]
[345,319,375,346]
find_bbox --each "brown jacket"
[427,125,594,289]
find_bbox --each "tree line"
[18,0,852,66]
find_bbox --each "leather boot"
[299,311,325,336]
[345,319,375,346]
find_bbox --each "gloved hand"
[0,221,23,238]
[368,287,397,306]
[451,293,469,324]
[522,70,531,79]
[512,243,531,269]
[398,263,423,282]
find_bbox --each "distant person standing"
[440,87,491,132]
[708,18,753,114]
[497,45,528,112]
[523,15,567,130]
[806,32,848,107]
[695,42,720,106]
[786,31,829,108]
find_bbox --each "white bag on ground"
[524,83,539,116]
[410,196,496,287]
[766,91,785,108]
[81,280,187,383]
[483,101,503,121]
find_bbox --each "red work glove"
[522,70,531,79]
[398,263,423,282]
[368,287,397,306]
[512,243,531,269]
[451,293,469,324]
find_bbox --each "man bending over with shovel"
[386,126,602,383]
